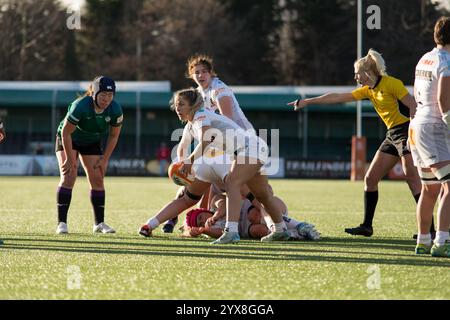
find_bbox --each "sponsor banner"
[108,158,150,176]
[0,156,154,176]
[0,155,286,178]
[0,155,59,176]
[285,159,351,179]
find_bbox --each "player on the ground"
[182,194,320,241]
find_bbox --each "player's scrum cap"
[185,208,213,228]
[92,76,116,104]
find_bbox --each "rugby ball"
[168,162,194,186]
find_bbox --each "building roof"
[0,82,411,113]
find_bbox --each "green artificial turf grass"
[0,177,449,300]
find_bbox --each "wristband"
[0,122,3,129]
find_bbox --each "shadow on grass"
[0,239,416,259]
[295,237,415,252]
[0,235,414,254]
[0,233,420,255]
[2,239,450,268]
[164,235,416,252]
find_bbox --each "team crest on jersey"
[105,116,111,123]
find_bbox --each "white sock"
[282,215,301,229]
[147,217,160,230]
[260,208,274,230]
[434,231,450,246]
[225,221,239,233]
[274,222,287,232]
[417,233,431,246]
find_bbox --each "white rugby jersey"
[198,77,254,131]
[184,108,257,156]
[414,47,450,124]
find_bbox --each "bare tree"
[79,0,251,87]
[0,0,69,80]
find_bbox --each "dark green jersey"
[57,96,123,145]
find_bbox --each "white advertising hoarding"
[0,156,59,176]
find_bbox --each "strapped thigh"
[434,163,450,183]
[419,170,440,185]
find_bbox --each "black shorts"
[378,121,410,157]
[55,136,103,155]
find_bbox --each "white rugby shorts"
[409,121,450,168]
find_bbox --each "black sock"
[362,190,378,228]
[166,217,178,225]
[90,190,105,225]
[57,186,72,223]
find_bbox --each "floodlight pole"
[351,0,367,181]
[136,91,141,157]
[357,0,362,137]
[52,90,57,146]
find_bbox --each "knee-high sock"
[363,191,378,227]
[90,190,105,225]
[57,186,72,223]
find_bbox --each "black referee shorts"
[378,121,410,157]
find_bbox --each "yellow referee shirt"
[351,76,410,129]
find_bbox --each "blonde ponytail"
[354,48,388,77]
[367,49,387,76]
